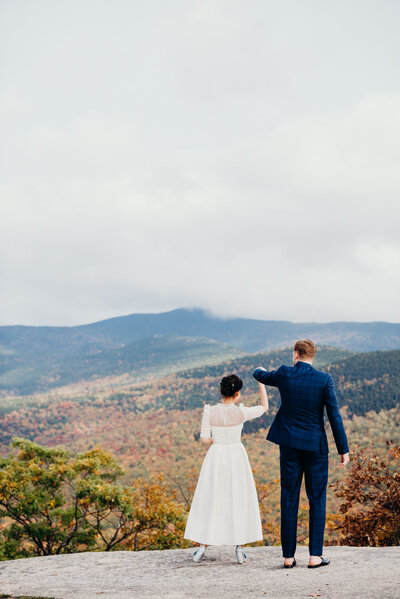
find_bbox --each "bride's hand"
[201,437,213,445]
[258,381,269,412]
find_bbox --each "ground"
[1,546,399,599]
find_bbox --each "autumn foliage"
[333,441,400,546]
[1,436,400,559]
[0,438,187,559]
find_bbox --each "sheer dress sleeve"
[239,404,265,422]
[200,404,211,438]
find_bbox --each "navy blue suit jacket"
[253,362,349,455]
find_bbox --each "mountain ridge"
[2,308,400,354]
[2,307,400,396]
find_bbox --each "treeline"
[110,348,400,418]
[107,348,400,422]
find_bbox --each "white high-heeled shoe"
[193,544,206,563]
[235,545,247,564]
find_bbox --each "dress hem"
[184,535,264,546]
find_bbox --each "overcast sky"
[1,0,400,326]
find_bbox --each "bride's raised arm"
[258,380,269,413]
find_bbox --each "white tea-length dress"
[184,403,265,546]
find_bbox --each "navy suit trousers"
[280,446,328,557]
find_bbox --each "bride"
[184,373,268,563]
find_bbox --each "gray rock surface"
[0,546,399,599]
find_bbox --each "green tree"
[0,438,187,559]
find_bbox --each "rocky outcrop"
[1,545,399,599]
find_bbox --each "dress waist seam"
[212,441,243,445]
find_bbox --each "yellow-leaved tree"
[0,438,187,559]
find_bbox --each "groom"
[253,339,349,568]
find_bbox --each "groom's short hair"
[294,339,317,359]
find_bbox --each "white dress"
[184,402,265,546]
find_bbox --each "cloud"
[0,1,399,325]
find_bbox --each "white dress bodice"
[200,402,265,443]
[210,423,243,444]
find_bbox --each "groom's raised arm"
[253,366,284,387]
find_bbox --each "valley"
[1,310,399,548]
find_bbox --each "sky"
[1,0,400,326]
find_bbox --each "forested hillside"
[0,334,240,395]
[326,350,400,415]
[1,348,399,457]
[1,346,399,549]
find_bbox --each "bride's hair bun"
[220,374,243,398]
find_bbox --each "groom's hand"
[338,452,350,468]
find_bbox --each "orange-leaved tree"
[333,441,400,546]
[255,474,280,546]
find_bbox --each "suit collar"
[295,360,314,369]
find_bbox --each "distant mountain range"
[1,308,400,395]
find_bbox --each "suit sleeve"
[324,375,349,454]
[253,366,283,387]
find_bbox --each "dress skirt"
[184,441,263,546]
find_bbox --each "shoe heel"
[235,546,246,564]
[193,545,206,563]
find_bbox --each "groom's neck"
[295,358,314,366]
